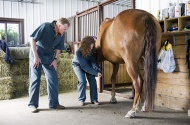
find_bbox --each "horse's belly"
[104,53,125,64]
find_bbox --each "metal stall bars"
[65,0,135,93]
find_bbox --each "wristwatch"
[54,57,57,60]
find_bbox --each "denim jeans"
[73,65,98,102]
[28,59,59,108]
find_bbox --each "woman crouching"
[72,36,102,106]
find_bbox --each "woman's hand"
[50,59,57,70]
[98,72,102,77]
[33,56,41,68]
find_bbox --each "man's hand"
[50,59,57,70]
[33,56,41,68]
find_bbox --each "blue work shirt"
[30,21,65,64]
[72,48,100,77]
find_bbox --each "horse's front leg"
[110,63,119,103]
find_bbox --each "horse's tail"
[144,15,157,111]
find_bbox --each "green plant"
[0,26,18,46]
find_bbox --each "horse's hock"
[0,48,78,99]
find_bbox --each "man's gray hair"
[57,17,70,26]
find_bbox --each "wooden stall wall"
[104,61,132,85]
[155,33,190,111]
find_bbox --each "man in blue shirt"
[28,18,70,113]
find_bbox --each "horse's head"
[95,18,115,64]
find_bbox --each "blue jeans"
[28,59,59,108]
[73,65,98,102]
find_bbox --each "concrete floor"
[0,90,189,125]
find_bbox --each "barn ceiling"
[80,0,132,7]
[0,0,40,4]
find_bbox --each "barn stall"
[65,0,190,112]
[0,0,189,112]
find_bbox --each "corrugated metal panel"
[0,1,4,16]
[0,0,99,43]
[82,0,133,15]
[0,0,132,43]
[25,3,33,41]
[77,11,99,41]
[81,0,132,7]
[103,4,129,19]
[11,2,19,18]
[4,1,12,17]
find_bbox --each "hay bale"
[0,77,15,99]
[0,59,11,78]
[0,51,78,100]
[0,57,29,78]
[0,50,12,77]
[0,49,5,57]
[40,75,48,96]
[59,73,78,92]
[59,52,74,59]
[0,75,50,99]
[57,55,78,93]
[0,76,28,99]
[10,59,29,76]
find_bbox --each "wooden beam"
[99,0,118,6]
[76,7,98,17]
[132,0,135,9]
[76,0,118,16]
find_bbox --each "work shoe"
[50,104,65,109]
[29,106,38,113]
[91,101,100,105]
[79,101,85,106]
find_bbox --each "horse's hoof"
[110,100,117,103]
[141,105,146,112]
[110,98,117,103]
[125,110,136,118]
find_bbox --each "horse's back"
[114,9,160,41]
[112,9,161,59]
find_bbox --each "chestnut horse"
[95,9,161,118]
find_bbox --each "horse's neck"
[96,46,105,63]
[96,20,113,48]
[104,23,114,40]
[102,23,116,50]
[96,20,114,63]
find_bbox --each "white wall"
[2,0,178,43]
[0,0,129,43]
[0,0,98,43]
[103,4,130,19]
[136,0,187,18]
[136,0,168,17]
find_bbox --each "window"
[0,18,24,47]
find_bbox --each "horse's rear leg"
[110,63,119,103]
[124,61,143,118]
